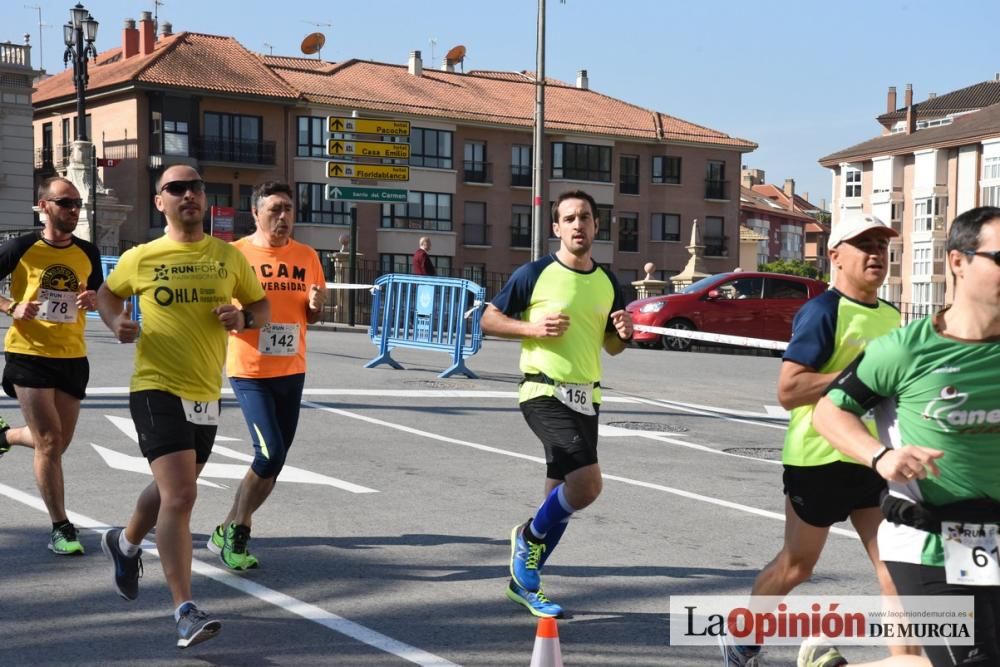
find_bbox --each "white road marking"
[0,481,458,667]
[102,416,377,493]
[302,401,859,540]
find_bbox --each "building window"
[203,112,267,163]
[410,128,453,169]
[652,156,681,184]
[780,225,803,260]
[843,166,862,198]
[463,263,486,284]
[983,155,1000,180]
[511,145,532,187]
[983,185,1000,207]
[617,212,638,252]
[511,205,531,248]
[60,118,71,163]
[381,191,453,231]
[464,141,489,183]
[297,116,326,157]
[651,213,681,241]
[704,216,727,256]
[71,114,92,143]
[204,182,231,228]
[463,201,489,245]
[41,122,53,167]
[163,120,189,156]
[705,160,727,199]
[296,182,349,225]
[619,155,639,194]
[596,205,613,241]
[551,142,612,182]
[912,281,944,307]
[891,201,903,222]
[747,218,770,266]
[913,196,947,232]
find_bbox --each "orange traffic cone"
[529,617,564,667]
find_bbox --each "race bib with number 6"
[181,398,220,426]
[942,521,1000,586]
[38,289,78,323]
[258,323,300,356]
[555,382,596,416]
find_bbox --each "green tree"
[758,258,822,279]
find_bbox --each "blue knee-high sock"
[539,517,569,567]
[529,484,575,538]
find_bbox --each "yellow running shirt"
[105,234,264,402]
[226,237,325,379]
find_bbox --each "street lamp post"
[61,3,98,243]
[63,2,98,141]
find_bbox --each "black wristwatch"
[241,309,255,330]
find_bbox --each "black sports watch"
[241,309,255,330]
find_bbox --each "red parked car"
[626,271,828,351]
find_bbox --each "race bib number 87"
[181,398,220,426]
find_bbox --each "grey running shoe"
[719,634,766,666]
[176,603,221,649]
[101,528,142,601]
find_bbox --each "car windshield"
[680,274,729,294]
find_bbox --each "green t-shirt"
[827,314,1000,565]
[782,289,900,466]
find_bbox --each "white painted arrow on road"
[97,415,377,493]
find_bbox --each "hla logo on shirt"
[922,385,1000,433]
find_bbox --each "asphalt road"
[0,326,890,666]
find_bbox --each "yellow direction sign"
[327,117,410,136]
[327,139,410,159]
[327,161,410,181]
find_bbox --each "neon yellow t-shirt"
[105,234,265,402]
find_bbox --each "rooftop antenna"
[445,44,466,73]
[428,37,437,65]
[24,4,47,71]
[263,42,274,56]
[300,32,326,61]
[153,0,165,33]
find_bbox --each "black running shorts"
[519,395,599,480]
[886,561,999,666]
[782,461,885,528]
[129,390,218,464]
[3,352,89,400]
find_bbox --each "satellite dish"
[445,44,466,71]
[300,32,326,59]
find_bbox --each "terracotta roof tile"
[271,60,756,149]
[740,186,813,222]
[34,32,297,105]
[878,80,1000,123]
[739,224,769,241]
[820,101,1000,166]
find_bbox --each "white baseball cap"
[829,212,898,248]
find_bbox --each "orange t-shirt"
[226,237,326,379]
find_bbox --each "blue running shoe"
[101,528,142,601]
[506,579,563,618]
[510,522,544,592]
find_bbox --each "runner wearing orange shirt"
[206,181,326,570]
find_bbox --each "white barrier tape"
[463,300,483,319]
[634,324,788,351]
[325,282,378,291]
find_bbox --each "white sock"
[174,601,194,621]
[118,531,141,558]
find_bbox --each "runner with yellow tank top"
[205,181,327,571]
[0,176,102,556]
[723,213,919,666]
[96,166,269,649]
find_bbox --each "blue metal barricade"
[365,274,485,378]
[86,255,141,322]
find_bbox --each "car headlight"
[639,301,665,313]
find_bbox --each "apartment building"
[820,78,1000,307]
[1,36,42,230]
[32,12,757,286]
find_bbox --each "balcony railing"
[195,137,276,166]
[0,42,32,69]
[705,179,729,200]
[463,160,492,184]
[511,165,532,187]
[704,236,729,257]
[511,231,532,248]
[34,145,71,171]
[463,222,491,246]
[380,217,452,232]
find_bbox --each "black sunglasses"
[160,179,205,196]
[963,249,1000,266]
[46,197,84,209]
